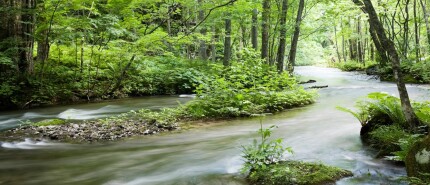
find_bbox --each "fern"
[336,106,368,126]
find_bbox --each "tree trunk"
[251,9,258,50]
[369,25,388,65]
[288,0,305,73]
[276,0,288,73]
[352,0,420,130]
[357,17,364,63]
[420,0,430,50]
[261,0,270,63]
[341,18,347,62]
[211,26,218,62]
[223,16,231,66]
[198,0,207,60]
[334,25,342,63]
[413,0,420,62]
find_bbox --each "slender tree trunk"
[251,9,258,50]
[211,26,218,62]
[357,17,364,63]
[276,0,288,73]
[403,0,411,57]
[223,16,231,66]
[352,0,420,130]
[341,18,347,62]
[198,0,207,60]
[369,25,389,65]
[288,0,305,73]
[420,0,430,50]
[80,37,84,73]
[261,0,270,63]
[334,25,342,63]
[414,0,420,62]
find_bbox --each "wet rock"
[360,113,392,143]
[365,65,379,75]
[406,135,430,179]
[0,115,181,143]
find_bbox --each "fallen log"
[299,79,317,84]
[308,85,328,89]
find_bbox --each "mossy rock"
[360,113,392,143]
[247,161,353,185]
[405,135,430,180]
[33,119,66,126]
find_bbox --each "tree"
[223,15,231,66]
[261,0,270,63]
[251,9,258,50]
[276,0,288,73]
[288,0,305,73]
[352,0,420,130]
[0,0,37,74]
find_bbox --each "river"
[1,66,429,185]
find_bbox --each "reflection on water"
[1,67,429,185]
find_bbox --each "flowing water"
[0,95,194,130]
[1,66,430,185]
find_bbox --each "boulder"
[405,135,430,179]
[365,65,379,75]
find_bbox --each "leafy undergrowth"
[241,117,352,185]
[330,60,376,72]
[338,92,430,182]
[248,161,353,185]
[331,59,430,84]
[136,58,316,122]
[338,92,429,159]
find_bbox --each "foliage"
[331,60,377,72]
[403,173,430,185]
[379,61,430,84]
[181,59,316,119]
[368,125,410,157]
[332,61,366,71]
[32,119,67,126]
[391,134,422,162]
[241,117,293,175]
[246,160,353,185]
[338,92,430,163]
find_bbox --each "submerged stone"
[247,161,353,185]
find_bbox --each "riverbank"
[1,60,316,143]
[330,60,430,84]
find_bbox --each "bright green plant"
[241,116,293,175]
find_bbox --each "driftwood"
[299,79,316,84]
[308,85,328,89]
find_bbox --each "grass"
[32,119,67,126]
[248,161,353,185]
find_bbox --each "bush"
[241,118,293,174]
[181,59,316,119]
[338,92,430,161]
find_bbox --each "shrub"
[241,117,293,175]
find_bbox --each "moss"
[32,119,66,126]
[367,125,408,157]
[406,135,430,181]
[248,161,353,185]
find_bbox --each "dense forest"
[1,0,430,184]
